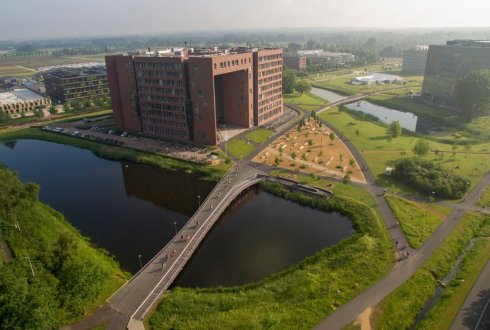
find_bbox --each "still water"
[310,87,419,131]
[0,139,355,285]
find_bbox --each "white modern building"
[0,88,51,118]
[351,73,404,85]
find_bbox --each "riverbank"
[0,166,129,328]
[148,181,392,329]
[0,127,230,181]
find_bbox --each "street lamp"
[197,195,201,207]
[21,257,35,276]
[173,221,177,235]
[138,254,142,269]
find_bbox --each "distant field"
[0,54,108,77]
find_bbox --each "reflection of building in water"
[121,162,213,216]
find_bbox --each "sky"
[2,0,490,40]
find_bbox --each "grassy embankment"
[371,212,490,329]
[283,92,328,112]
[318,107,490,194]
[149,181,392,329]
[245,129,275,144]
[0,166,129,328]
[0,127,230,181]
[385,194,451,249]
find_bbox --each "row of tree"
[282,68,312,95]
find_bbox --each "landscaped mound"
[393,158,469,199]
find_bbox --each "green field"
[385,195,450,249]
[245,129,275,144]
[283,92,328,112]
[318,107,490,195]
[149,181,392,329]
[226,139,256,159]
[371,212,489,329]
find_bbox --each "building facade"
[43,66,109,104]
[402,46,429,75]
[0,88,51,118]
[422,40,490,106]
[283,53,307,70]
[298,50,356,67]
[106,48,283,145]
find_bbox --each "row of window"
[140,109,187,120]
[258,60,283,70]
[258,67,282,78]
[258,87,282,99]
[136,62,182,70]
[138,79,184,87]
[258,107,282,124]
[140,102,185,111]
[214,57,251,70]
[138,87,184,96]
[143,124,188,138]
[258,81,282,93]
[136,70,182,78]
[258,101,282,114]
[258,73,282,85]
[258,94,282,107]
[258,54,282,62]
[142,117,187,128]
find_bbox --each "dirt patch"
[253,117,366,183]
[357,307,373,330]
[1,240,14,262]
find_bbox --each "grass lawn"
[226,139,256,159]
[283,92,328,112]
[245,129,275,144]
[318,107,490,195]
[149,183,392,329]
[477,188,490,207]
[385,195,450,249]
[371,212,489,330]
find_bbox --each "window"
[198,89,204,97]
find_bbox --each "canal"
[0,139,355,285]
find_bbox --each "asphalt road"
[450,258,490,330]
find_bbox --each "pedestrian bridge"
[105,164,267,329]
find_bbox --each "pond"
[310,87,419,131]
[0,139,355,286]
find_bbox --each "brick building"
[106,48,283,145]
[283,53,307,70]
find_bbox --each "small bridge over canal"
[103,164,266,329]
[317,94,368,114]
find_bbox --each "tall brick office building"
[106,48,283,145]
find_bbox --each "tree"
[412,139,430,157]
[0,111,11,125]
[291,152,297,160]
[294,80,311,96]
[282,67,297,94]
[287,42,301,53]
[306,40,317,50]
[455,69,490,121]
[343,174,351,186]
[388,121,402,138]
[329,132,335,141]
[48,105,57,115]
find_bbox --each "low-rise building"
[351,73,403,85]
[43,66,109,104]
[283,53,307,70]
[0,88,51,118]
[298,50,356,67]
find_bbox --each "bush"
[393,158,469,199]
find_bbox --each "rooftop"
[44,66,107,79]
[0,88,46,105]
[446,40,490,48]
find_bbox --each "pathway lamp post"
[197,195,201,207]
[138,254,142,269]
[173,221,177,235]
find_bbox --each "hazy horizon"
[2,0,490,40]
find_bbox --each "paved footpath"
[315,172,490,329]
